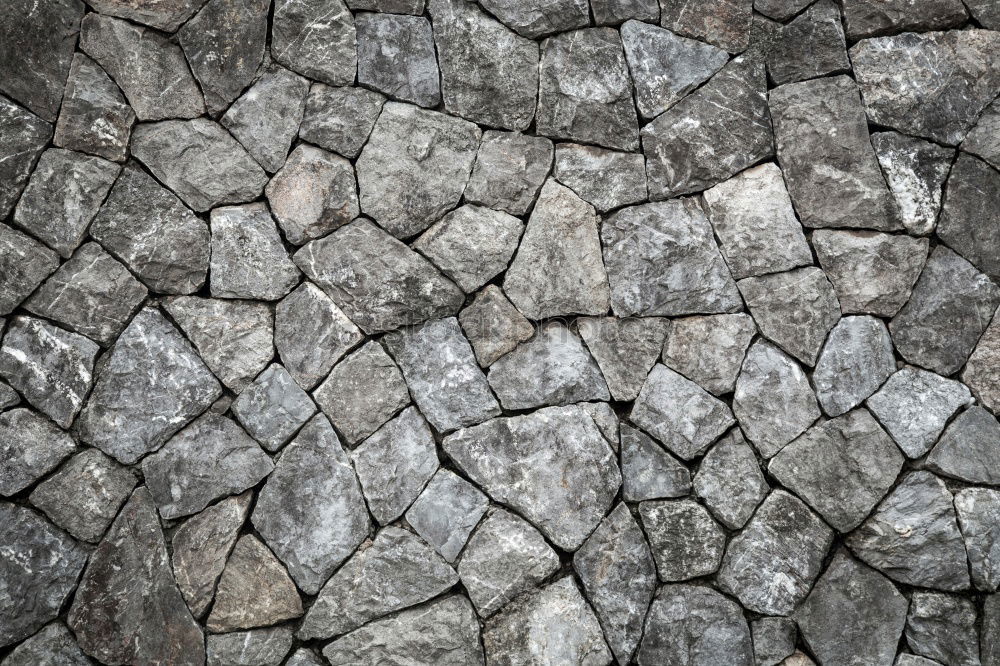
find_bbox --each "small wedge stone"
[593,0,658,24]
[553,143,648,213]
[640,499,726,581]
[272,0,357,87]
[207,627,293,666]
[459,286,535,368]
[661,313,756,396]
[299,84,385,159]
[694,430,768,529]
[405,468,488,563]
[464,130,553,217]
[0,408,76,497]
[813,316,897,417]
[209,203,301,300]
[477,0,588,38]
[620,423,692,502]
[357,13,439,108]
[925,406,1000,485]
[938,152,1000,283]
[83,0,204,32]
[955,488,1000,592]
[963,308,1000,414]
[872,131,954,236]
[577,316,668,401]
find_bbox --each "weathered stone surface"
[986,594,1000,666]
[852,29,1000,146]
[68,488,204,664]
[964,308,1000,414]
[661,313,755,396]
[843,0,967,39]
[29,449,136,543]
[603,199,742,317]
[484,576,612,666]
[0,97,51,219]
[266,145,357,245]
[0,224,58,317]
[464,130,553,216]
[926,406,1000,485]
[640,499,726,581]
[890,246,1000,375]
[286,648,324,666]
[536,28,639,152]
[813,317,896,417]
[906,592,980,666]
[209,203,300,300]
[323,596,484,665]
[77,306,223,465]
[405,468,488,563]
[357,13,439,108]
[939,153,1000,284]
[963,98,1000,170]
[765,0,849,86]
[89,162,209,295]
[477,0,589,38]
[694,430,768,529]
[231,364,316,452]
[348,0,426,13]
[272,0,356,87]
[0,408,75,497]
[872,131,954,236]
[142,414,273,520]
[752,0,811,20]
[593,0,658,24]
[955,488,1000,592]
[206,627,293,666]
[553,143,647,213]
[620,422,692,501]
[352,407,438,524]
[637,584,753,666]
[54,54,134,162]
[643,55,772,199]
[357,102,480,238]
[412,205,524,293]
[717,490,834,615]
[966,0,1000,27]
[295,219,464,334]
[313,340,410,445]
[795,550,908,666]
[459,286,535,368]
[300,527,458,639]
[444,405,621,550]
[577,317,667,401]
[663,0,752,51]
[299,84,385,159]
[847,471,970,591]
[84,0,205,31]
[13,148,119,258]
[0,380,17,411]
[752,618,797,666]
[1,622,90,666]
[770,75,900,231]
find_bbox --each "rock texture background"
[0,0,999,664]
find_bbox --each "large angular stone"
[464,130,553,217]
[405,468,488,563]
[765,0,850,86]
[54,54,134,162]
[938,153,1000,283]
[444,405,621,550]
[299,84,385,159]
[553,143,647,213]
[964,308,1000,414]
[661,313,755,396]
[77,307,223,465]
[0,408,76,497]
[842,0,966,39]
[536,28,639,151]
[231,364,316,452]
[83,0,205,31]
[476,0,588,38]
[0,224,58,317]
[356,102,481,238]
[209,203,301,300]
[890,246,1000,375]
[717,490,835,615]
[813,316,897,417]
[620,423,691,502]
[253,415,370,595]
[2,623,90,666]
[272,0,356,87]
[955,488,1000,592]
[357,13,439,108]
[68,488,203,664]
[459,286,535,368]
[207,627,293,666]
[694,430,768,529]
[265,145,357,245]
[640,499,726,581]
[299,527,458,639]
[872,131,954,236]
[643,55,772,199]
[926,406,1000,485]
[577,317,667,401]
[963,98,1000,170]
[0,96,51,218]
[905,592,980,666]
[847,471,970,591]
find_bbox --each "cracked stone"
[1,623,89,666]
[459,286,535,368]
[271,0,356,87]
[661,313,756,396]
[963,98,1000,170]
[0,224,59,317]
[938,152,1000,283]
[553,143,648,213]
[925,406,1000,485]
[299,84,385,159]
[765,0,850,86]
[906,592,980,666]
[84,0,206,31]
[207,627,293,666]
[987,594,1000,666]
[464,130,553,217]
[0,96,51,219]
[620,422,692,502]
[209,203,301,300]
[405,468,488,563]
[54,53,134,162]
[752,618,797,666]
[476,0,589,38]
[813,316,897,417]
[964,308,1000,414]
[231,364,316,452]
[0,408,75,497]
[640,498,726,581]
[871,131,955,236]
[357,13,439,108]
[955,488,1000,592]
[577,316,668,401]
[694,429,768,529]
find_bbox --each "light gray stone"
[357,13,439,108]
[405,468,488,563]
[640,498,726,581]
[207,627,293,666]
[348,0,426,13]
[620,422,692,502]
[54,53,134,162]
[299,84,385,159]
[661,313,756,396]
[553,143,647,213]
[963,307,1000,414]
[286,649,324,666]
[986,594,1000,666]
[0,96,51,219]
[209,203,301,300]
[694,430,768,529]
[0,408,75,497]
[231,363,317,452]
[464,130,554,217]
[476,0,589,38]
[1,623,89,666]
[581,402,622,450]
[272,0,357,87]
[938,152,1000,283]
[905,592,980,666]
[926,406,1000,485]
[955,488,1000,592]
[577,317,667,401]
[459,286,535,368]
[813,316,897,417]
[872,131,955,236]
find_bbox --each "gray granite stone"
[963,307,1000,414]
[299,84,385,159]
[752,0,812,20]
[765,0,850,86]
[459,285,535,368]
[209,203,301,300]
[906,592,980,666]
[955,488,1000,592]
[231,363,316,452]
[813,316,897,417]
[477,0,589,38]
[620,422,692,502]
[1,623,89,666]
[582,401,622,450]
[0,224,58,317]
[843,0,967,39]
[272,0,356,87]
[348,0,425,12]
[54,53,134,162]
[593,0,658,24]
[926,406,1000,485]
[553,143,648,213]
[640,498,726,581]
[286,649,324,666]
[577,316,668,401]
[207,627,293,666]
[752,618,797,666]
[357,13,439,108]
[694,430,768,529]
[0,408,75,497]
[939,152,1000,283]
[662,313,756,396]
[405,468,488,563]
[83,0,206,31]
[872,131,955,236]
[0,96,51,219]
[963,98,1000,170]
[966,0,1000,27]
[464,130,553,217]
[986,594,1000,666]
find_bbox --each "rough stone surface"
[843,0,967,39]
[1,623,90,666]
[955,488,1000,592]
[963,98,1000,170]
[577,316,667,401]
[813,316,896,417]
[272,0,357,87]
[620,423,692,502]
[357,13,439,108]
[986,595,1000,666]
[206,627,293,666]
[925,406,1000,485]
[0,97,52,219]
[464,130,553,216]
[752,618,797,666]
[54,53,134,162]
[661,313,755,396]
[553,143,647,213]
[694,430,768,529]
[231,363,316,452]
[640,499,726,581]
[459,285,535,368]
[405,468,488,562]
[905,592,980,666]
[0,225,59,317]
[938,152,1000,283]
[299,84,385,159]
[476,0,588,38]
[592,0,658,24]
[209,204,301,301]
[872,131,954,236]
[765,0,850,86]
[83,0,204,32]
[0,408,75,498]
[963,308,1000,414]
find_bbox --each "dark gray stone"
[272,0,357,87]
[0,96,51,219]
[298,84,386,159]
[872,131,955,236]
[620,422,692,502]
[661,313,756,396]
[593,0,658,24]
[553,143,648,213]
[905,592,980,666]
[765,0,850,86]
[0,224,58,317]
[209,203,301,300]
[348,0,426,12]
[458,285,535,368]
[405,468,488,562]
[963,307,1000,415]
[231,363,316,452]
[926,406,1000,485]
[464,130,553,217]
[694,430,768,529]
[1,623,90,666]
[813,317,896,417]
[842,0,967,39]
[986,594,1000,666]
[207,627,293,666]
[752,618,797,666]
[963,98,1000,170]
[83,0,206,31]
[640,498,726,581]
[955,488,1000,592]
[476,0,589,38]
[357,13,439,108]
[0,408,75,497]
[577,316,668,401]
[54,53,134,162]
[286,649,324,666]
[938,153,1000,283]
[966,0,1000,27]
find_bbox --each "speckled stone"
[812,316,897,417]
[640,499,727,581]
[871,131,954,236]
[464,130,554,217]
[272,0,357,87]
[299,84,386,159]
[938,152,1000,284]
[0,96,52,219]
[620,423,692,502]
[54,53,134,162]
[405,468,488,563]
[0,408,75,498]
[694,430,768,529]
[661,313,756,396]
[553,143,648,213]
[577,316,668,401]
[357,13,440,108]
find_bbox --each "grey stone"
[577,317,667,401]
[209,203,301,300]
[1,623,89,666]
[275,282,364,390]
[88,162,209,295]
[769,75,900,231]
[872,131,955,236]
[752,618,797,666]
[662,0,752,50]
[631,363,735,460]
[483,576,612,666]
[405,468,488,562]
[765,0,850,86]
[286,649,324,666]
[0,315,98,428]
[536,28,640,151]
[348,0,425,12]
[29,449,136,543]
[352,407,438,524]
[890,245,1000,375]
[640,499,726,581]
[0,96,51,219]
[412,205,524,293]
[794,550,908,666]
[702,163,812,280]
[752,0,812,20]
[207,535,303,632]
[987,594,1000,666]
[553,143,647,213]
[356,102,481,238]
[13,148,119,258]
[504,179,611,319]
[322,595,484,666]
[476,0,589,38]
[966,0,1000,27]
[253,416,370,594]
[0,0,83,122]
[68,488,204,664]
[207,627,293,666]
[294,219,464,334]
[76,306,223,465]
[603,199,742,317]
[142,414,273,520]
[843,0,967,39]
[313,340,410,445]
[299,527,458,639]
[221,67,310,173]
[955,488,1000,592]
[0,381,17,410]
[488,323,610,411]
[850,30,1000,145]
[464,130,553,217]
[964,308,1000,414]
[643,54,772,199]
[769,409,904,532]
[272,0,356,87]
[717,490,834,615]
[620,422,692,502]
[357,13,439,108]
[80,14,204,122]
[0,224,58,317]
[459,286,535,367]
[813,230,929,318]
[813,316,897,417]
[54,53,134,162]
[637,584,753,666]
[171,493,252,618]
[299,84,385,159]
[581,402,621,450]
[694,430,768,529]
[232,364,317,452]
[847,471,970,591]
[738,267,841,366]
[444,404,621,550]
[164,296,273,393]
[83,0,205,31]
[0,408,75,497]
[906,592,980,666]
[939,153,1000,283]
[429,0,538,131]
[926,406,1000,485]
[661,313,756,396]
[593,0,658,24]
[963,98,1000,170]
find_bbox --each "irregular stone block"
[765,0,850,86]
[0,224,58,317]
[938,152,1000,283]
[0,408,75,497]
[963,98,1000,170]
[694,430,768,529]
[476,0,589,38]
[620,423,692,502]
[640,499,726,581]
[905,592,980,666]
[54,54,134,162]
[464,130,553,217]
[266,145,358,245]
[299,84,385,159]
[963,308,1000,414]
[231,364,316,451]
[813,316,897,417]
[577,316,667,401]
[955,488,1000,592]
[0,96,51,218]
[2,623,90,666]
[207,627,293,666]
[752,617,798,666]
[842,0,966,39]
[357,13,439,108]
[593,0,658,24]
[209,203,301,300]
[926,406,1000,486]
[405,468,487,562]
[661,313,756,396]
[553,143,648,212]
[871,130,954,236]
[272,0,356,87]
[84,0,206,31]
[458,285,535,367]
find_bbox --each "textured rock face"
[763,0,850,86]
[963,308,1000,413]
[206,627,294,666]
[0,97,52,219]
[812,316,896,416]
[2,622,90,666]
[405,468,488,562]
[871,131,954,235]
[661,313,755,396]
[357,13,439,108]
[477,0,589,38]
[459,285,535,367]
[906,592,981,666]
[210,205,302,300]
[955,488,1000,592]
[299,84,385,159]
[554,143,647,213]
[694,430,768,529]
[964,98,1000,169]
[842,0,967,38]
[55,53,135,162]
[926,406,1000,485]
[752,618,797,666]
[464,130,553,216]
[620,422,692,501]
[272,0,356,87]
[231,364,316,451]
[0,224,58,317]
[578,316,667,401]
[640,499,726,581]
[938,152,1000,283]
